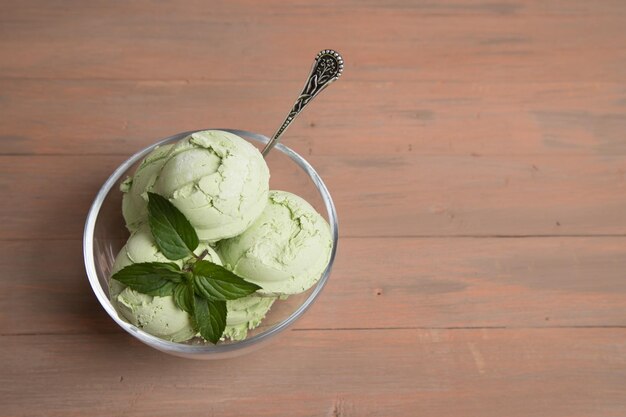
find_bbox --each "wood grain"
[1,154,625,239]
[2,237,626,336]
[2,79,626,157]
[2,329,625,417]
[1,0,626,83]
[1,0,626,415]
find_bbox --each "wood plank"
[2,79,626,157]
[1,1,626,82]
[322,153,626,237]
[2,1,625,417]
[1,329,625,416]
[1,153,624,240]
[2,237,626,335]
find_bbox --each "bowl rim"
[83,129,338,355]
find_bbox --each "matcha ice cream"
[112,130,334,344]
[121,144,174,232]
[115,289,274,342]
[110,225,275,342]
[219,190,333,295]
[122,130,270,241]
[223,296,276,341]
[115,288,197,342]
[110,225,221,342]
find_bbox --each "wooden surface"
[1,0,625,416]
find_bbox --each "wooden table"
[2,1,625,415]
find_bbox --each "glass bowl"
[83,129,338,359]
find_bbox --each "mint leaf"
[147,192,199,260]
[111,262,182,296]
[173,282,194,314]
[193,296,226,344]
[192,260,261,301]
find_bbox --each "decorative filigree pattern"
[263,50,343,155]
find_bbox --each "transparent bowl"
[83,129,338,359]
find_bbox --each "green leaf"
[147,192,199,260]
[173,282,194,314]
[192,260,261,301]
[193,296,226,344]
[111,262,182,296]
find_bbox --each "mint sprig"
[111,192,260,344]
[173,280,194,314]
[147,192,199,260]
[111,262,182,296]
[193,260,261,300]
[193,296,227,344]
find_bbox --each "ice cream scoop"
[109,225,221,342]
[223,296,276,341]
[219,190,333,295]
[155,130,269,241]
[115,288,197,342]
[110,225,275,342]
[121,144,174,232]
[115,290,275,342]
[121,130,269,241]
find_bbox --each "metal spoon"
[262,49,344,157]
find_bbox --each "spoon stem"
[262,49,343,157]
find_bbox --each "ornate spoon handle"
[262,49,344,156]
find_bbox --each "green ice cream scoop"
[121,144,174,232]
[110,225,275,342]
[116,290,275,343]
[224,296,276,341]
[219,190,333,296]
[110,225,221,342]
[115,289,197,343]
[122,130,270,241]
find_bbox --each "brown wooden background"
[2,0,626,416]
